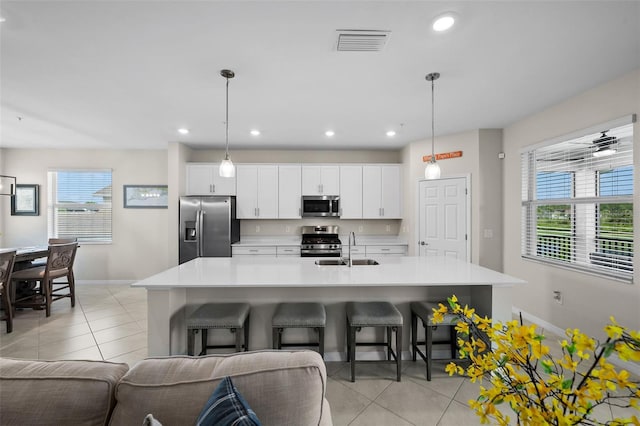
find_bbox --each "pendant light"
[219,69,235,178]
[424,72,441,180]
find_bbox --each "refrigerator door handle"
[195,210,202,257]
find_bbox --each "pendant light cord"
[431,77,435,160]
[224,75,230,160]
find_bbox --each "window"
[48,170,112,243]
[521,117,634,282]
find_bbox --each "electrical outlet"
[358,225,363,232]
[255,225,260,233]
[402,226,407,233]
[553,290,563,305]
[386,224,391,232]
[285,226,290,233]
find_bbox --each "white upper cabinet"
[278,165,302,219]
[339,165,363,219]
[186,163,236,195]
[362,165,402,219]
[301,166,340,195]
[236,165,278,219]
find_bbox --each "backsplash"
[239,218,401,236]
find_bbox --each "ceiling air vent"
[335,30,391,52]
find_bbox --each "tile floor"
[1,283,637,425]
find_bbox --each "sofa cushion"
[196,376,261,426]
[109,350,329,426]
[0,358,129,426]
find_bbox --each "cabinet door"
[301,166,322,195]
[362,166,382,218]
[339,165,362,219]
[236,165,258,218]
[212,172,236,195]
[256,166,278,218]
[279,165,302,218]
[321,166,340,195]
[186,164,214,195]
[380,165,402,218]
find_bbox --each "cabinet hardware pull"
[212,184,215,193]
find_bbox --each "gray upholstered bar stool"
[346,301,403,382]
[187,303,250,356]
[410,301,458,381]
[272,302,326,358]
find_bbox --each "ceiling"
[1,1,639,151]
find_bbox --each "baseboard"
[76,280,136,285]
[513,306,640,377]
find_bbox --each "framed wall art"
[123,185,168,208]
[11,184,39,216]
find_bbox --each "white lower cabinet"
[342,246,366,258]
[232,246,277,256]
[276,246,301,256]
[366,245,408,256]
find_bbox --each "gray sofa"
[0,350,332,426]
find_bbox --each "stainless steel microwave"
[301,195,340,217]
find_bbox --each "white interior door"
[418,177,469,260]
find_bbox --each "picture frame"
[11,184,39,216]
[123,185,168,209]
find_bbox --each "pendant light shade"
[219,69,235,178]
[424,72,441,180]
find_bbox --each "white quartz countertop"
[133,256,525,289]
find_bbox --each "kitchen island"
[133,256,526,358]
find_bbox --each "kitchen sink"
[350,259,379,265]
[314,259,379,266]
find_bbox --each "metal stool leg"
[200,329,208,356]
[426,324,433,381]
[346,315,351,362]
[396,325,402,382]
[233,327,241,352]
[349,324,357,382]
[411,310,418,361]
[187,329,195,356]
[244,314,250,351]
[318,327,325,358]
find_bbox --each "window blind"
[48,170,112,243]
[521,120,634,282]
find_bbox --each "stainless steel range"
[300,225,342,257]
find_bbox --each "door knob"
[420,241,427,246]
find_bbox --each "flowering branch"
[432,295,640,425]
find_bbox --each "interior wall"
[478,129,504,271]
[0,148,7,247]
[502,68,640,337]
[2,148,169,281]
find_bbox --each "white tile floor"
[1,283,637,425]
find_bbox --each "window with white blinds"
[48,170,112,243]
[521,117,634,282]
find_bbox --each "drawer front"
[365,245,408,255]
[232,246,277,256]
[277,246,301,256]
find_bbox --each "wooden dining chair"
[0,251,17,333]
[11,243,78,317]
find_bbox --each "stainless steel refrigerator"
[179,196,240,264]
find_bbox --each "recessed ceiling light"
[177,128,189,135]
[433,13,456,32]
[325,130,335,137]
[386,130,396,137]
[0,17,6,23]
[250,129,261,136]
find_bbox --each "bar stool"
[187,303,250,356]
[410,301,458,381]
[346,301,403,382]
[272,302,326,358]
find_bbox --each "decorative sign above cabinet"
[422,150,463,162]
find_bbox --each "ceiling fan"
[591,131,617,157]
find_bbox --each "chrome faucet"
[346,231,356,267]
